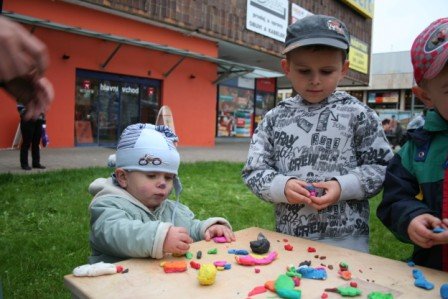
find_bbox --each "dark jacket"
[377,110,448,271]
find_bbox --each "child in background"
[377,18,448,271]
[89,123,235,263]
[243,15,393,253]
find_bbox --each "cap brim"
[282,38,348,54]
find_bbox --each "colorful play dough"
[198,264,217,285]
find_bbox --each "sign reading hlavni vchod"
[246,0,289,42]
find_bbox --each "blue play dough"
[298,266,327,280]
[440,284,448,299]
[433,227,446,233]
[227,249,249,255]
[407,260,415,267]
[412,269,434,290]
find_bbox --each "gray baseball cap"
[283,15,350,55]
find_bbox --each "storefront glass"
[367,90,399,110]
[217,83,254,137]
[75,69,161,146]
[254,78,276,130]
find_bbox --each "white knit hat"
[114,124,182,208]
[115,123,179,174]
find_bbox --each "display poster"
[217,86,254,137]
[75,120,94,144]
[254,92,276,129]
[246,0,289,42]
[349,37,369,74]
[291,3,313,24]
[340,0,374,19]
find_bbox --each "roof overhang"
[3,11,284,84]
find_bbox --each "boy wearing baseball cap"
[243,15,392,252]
[377,18,448,271]
[88,123,234,263]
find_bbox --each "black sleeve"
[376,154,433,243]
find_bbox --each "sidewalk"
[0,140,251,174]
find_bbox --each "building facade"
[0,0,374,148]
[342,51,425,127]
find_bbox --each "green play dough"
[275,275,301,299]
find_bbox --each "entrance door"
[98,80,120,146]
[75,69,161,147]
[120,83,140,134]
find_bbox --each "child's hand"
[285,179,312,205]
[204,224,236,242]
[408,214,442,248]
[308,180,341,211]
[163,226,193,255]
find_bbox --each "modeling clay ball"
[284,244,293,251]
[305,184,317,196]
[250,232,270,254]
[440,283,448,299]
[339,270,352,280]
[433,227,446,233]
[198,264,217,286]
[190,261,201,270]
[213,236,227,243]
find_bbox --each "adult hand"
[163,226,193,255]
[204,224,236,242]
[0,16,49,81]
[5,76,54,120]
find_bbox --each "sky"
[372,0,447,53]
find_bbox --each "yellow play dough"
[198,264,217,285]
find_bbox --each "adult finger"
[13,21,49,75]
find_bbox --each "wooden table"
[64,227,448,298]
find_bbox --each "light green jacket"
[88,177,231,263]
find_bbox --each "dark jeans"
[20,119,43,167]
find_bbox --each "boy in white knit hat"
[88,123,235,263]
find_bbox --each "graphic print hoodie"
[243,91,393,252]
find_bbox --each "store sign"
[100,83,119,92]
[340,0,374,19]
[291,3,313,24]
[349,36,369,74]
[246,0,289,42]
[256,78,276,92]
[121,86,139,94]
[238,77,255,89]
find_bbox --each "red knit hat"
[411,18,448,84]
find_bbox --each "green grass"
[0,162,412,298]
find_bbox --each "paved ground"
[0,139,251,174]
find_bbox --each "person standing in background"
[18,104,46,170]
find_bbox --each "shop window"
[404,89,425,111]
[254,78,277,130]
[346,90,363,101]
[75,69,161,146]
[217,85,254,137]
[367,90,399,110]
